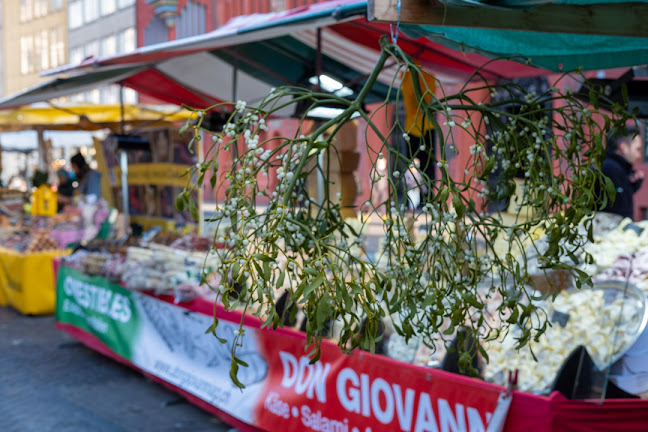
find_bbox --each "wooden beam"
[368,0,648,38]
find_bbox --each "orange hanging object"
[31,185,58,216]
[402,69,437,137]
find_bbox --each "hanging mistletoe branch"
[177,36,632,387]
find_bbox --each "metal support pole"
[232,61,239,162]
[36,127,46,171]
[230,61,240,232]
[120,150,129,235]
[64,146,71,169]
[316,28,322,89]
[232,60,239,103]
[119,85,125,135]
[316,29,324,205]
[25,152,32,190]
[197,130,205,235]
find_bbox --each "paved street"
[0,307,236,432]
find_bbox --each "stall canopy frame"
[0,104,192,132]
[1,1,646,114]
[0,0,553,113]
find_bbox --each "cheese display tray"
[483,280,648,393]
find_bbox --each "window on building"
[85,40,99,58]
[20,0,34,22]
[83,0,99,23]
[34,30,51,71]
[100,0,116,16]
[101,35,117,57]
[49,32,58,67]
[89,89,101,104]
[102,86,120,104]
[34,0,48,18]
[100,88,110,104]
[69,0,83,29]
[20,37,28,74]
[123,87,138,104]
[49,0,63,11]
[34,33,42,71]
[125,27,136,51]
[117,27,136,53]
[26,35,35,73]
[143,16,169,46]
[50,27,65,67]
[117,31,124,53]
[117,0,135,8]
[39,30,49,70]
[176,1,206,39]
[20,36,34,74]
[70,46,84,65]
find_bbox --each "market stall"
[96,127,202,234]
[3,0,648,429]
[0,200,114,314]
[53,220,648,431]
[0,104,192,186]
[0,189,28,308]
[0,104,198,314]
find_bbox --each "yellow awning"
[0,104,192,132]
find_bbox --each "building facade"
[2,0,67,97]
[67,0,138,104]
[137,0,323,47]
[0,1,5,97]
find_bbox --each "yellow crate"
[0,247,70,315]
[31,185,58,216]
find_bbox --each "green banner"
[56,265,140,360]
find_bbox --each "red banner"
[171,292,648,432]
[253,331,500,432]
[54,275,648,432]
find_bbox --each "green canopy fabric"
[403,26,648,72]
[394,0,648,72]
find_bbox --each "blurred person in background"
[597,126,644,220]
[56,168,75,208]
[70,152,102,202]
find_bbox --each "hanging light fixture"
[146,0,179,28]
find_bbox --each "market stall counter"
[54,260,648,432]
[0,197,113,315]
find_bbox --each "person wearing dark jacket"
[56,168,75,210]
[598,127,644,220]
[57,169,75,198]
